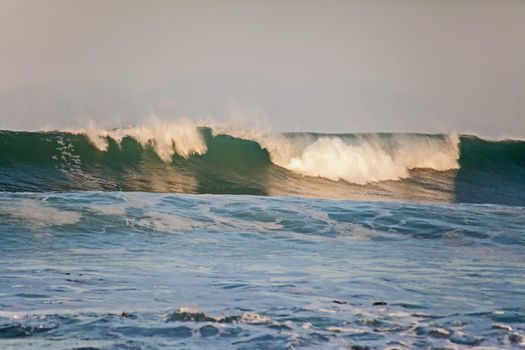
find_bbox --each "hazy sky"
[0,0,524,136]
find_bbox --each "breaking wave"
[79,121,460,185]
[0,121,524,205]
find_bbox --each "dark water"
[1,130,524,349]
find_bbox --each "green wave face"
[0,129,524,205]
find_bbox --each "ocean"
[1,126,524,349]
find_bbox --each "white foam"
[216,128,460,185]
[326,326,366,333]
[88,204,126,216]
[2,200,81,227]
[77,120,460,185]
[137,211,198,232]
[240,312,272,324]
[78,118,207,161]
[430,327,451,336]
[176,306,201,314]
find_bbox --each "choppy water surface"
[1,192,524,349]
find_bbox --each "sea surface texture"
[0,128,524,349]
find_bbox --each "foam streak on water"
[1,192,524,349]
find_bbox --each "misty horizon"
[1,0,524,138]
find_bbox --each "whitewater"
[1,120,524,204]
[1,121,525,349]
[79,120,460,185]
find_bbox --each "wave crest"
[215,129,459,184]
[77,122,460,185]
[276,134,458,184]
[79,119,207,160]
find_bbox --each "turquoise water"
[1,192,524,349]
